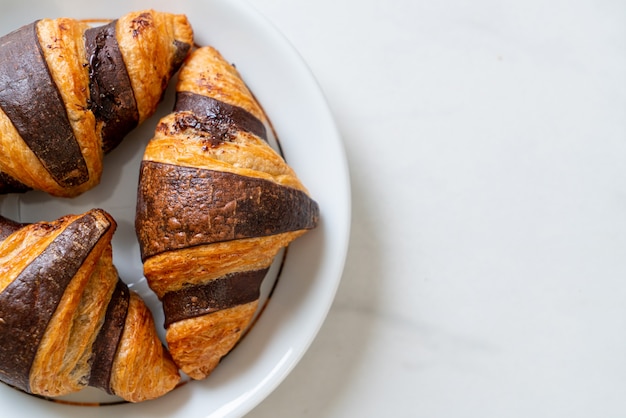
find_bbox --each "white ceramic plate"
[0,0,350,416]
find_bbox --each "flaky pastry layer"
[166,302,259,380]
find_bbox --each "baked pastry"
[0,209,180,402]
[0,10,194,197]
[136,46,320,379]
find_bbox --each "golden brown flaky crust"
[145,47,306,192]
[0,209,180,402]
[110,292,180,403]
[0,10,193,197]
[166,302,259,380]
[175,46,266,123]
[30,18,101,197]
[118,11,194,122]
[28,216,116,397]
[144,232,306,298]
[138,46,319,380]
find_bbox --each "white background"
[246,1,626,417]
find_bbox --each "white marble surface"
[245,1,626,417]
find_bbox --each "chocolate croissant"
[0,10,194,197]
[0,209,180,402]
[136,46,320,380]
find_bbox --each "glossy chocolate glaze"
[84,20,139,154]
[0,21,89,188]
[162,268,269,328]
[174,92,268,142]
[88,279,129,394]
[0,213,110,392]
[136,161,320,260]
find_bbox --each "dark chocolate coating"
[0,170,31,194]
[136,161,319,261]
[162,268,269,328]
[171,40,191,77]
[0,22,89,188]
[174,92,268,142]
[84,20,139,154]
[0,212,111,392]
[88,278,129,394]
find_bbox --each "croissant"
[135,46,320,380]
[0,208,180,402]
[0,10,194,197]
